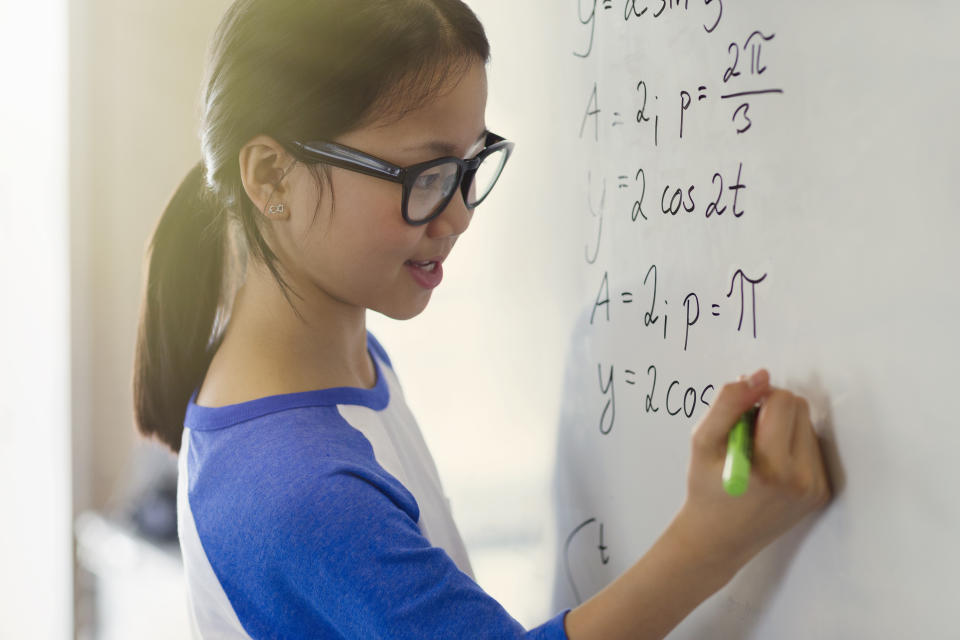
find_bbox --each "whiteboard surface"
[468,2,960,637]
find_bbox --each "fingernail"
[747,369,767,388]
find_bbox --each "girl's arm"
[564,370,831,639]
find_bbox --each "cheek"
[286,170,425,299]
[327,174,417,253]
[332,169,400,216]
[312,203,422,291]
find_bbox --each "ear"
[238,135,295,220]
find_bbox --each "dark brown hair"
[134,0,490,453]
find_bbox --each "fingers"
[791,399,833,506]
[692,369,770,455]
[691,371,832,512]
[754,392,832,507]
[754,390,798,473]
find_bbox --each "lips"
[404,257,444,289]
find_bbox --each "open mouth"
[405,258,444,289]
[406,259,438,272]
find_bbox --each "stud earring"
[267,203,286,216]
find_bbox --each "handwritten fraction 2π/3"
[720,31,782,134]
[590,267,769,350]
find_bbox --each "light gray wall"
[71,0,232,515]
[70,3,231,635]
[0,2,71,637]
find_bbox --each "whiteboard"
[469,1,960,637]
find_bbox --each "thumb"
[694,369,770,454]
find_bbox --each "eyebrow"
[405,130,488,156]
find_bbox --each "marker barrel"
[722,408,757,496]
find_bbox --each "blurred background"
[0,1,579,637]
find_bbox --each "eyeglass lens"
[407,148,510,222]
[408,163,461,222]
[469,147,509,206]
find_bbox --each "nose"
[426,190,472,239]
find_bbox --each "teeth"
[422,262,436,272]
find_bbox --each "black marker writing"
[598,363,616,435]
[727,269,768,338]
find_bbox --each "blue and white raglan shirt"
[177,333,570,639]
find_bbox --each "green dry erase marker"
[722,407,758,496]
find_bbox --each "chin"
[375,295,432,321]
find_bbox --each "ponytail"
[134,162,225,453]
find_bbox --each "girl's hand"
[670,369,832,578]
[563,369,832,639]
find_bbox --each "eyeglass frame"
[287,131,515,226]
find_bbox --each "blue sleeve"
[245,462,569,639]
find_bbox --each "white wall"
[0,1,72,637]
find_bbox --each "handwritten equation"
[578,29,781,142]
[561,0,793,604]
[589,266,768,351]
[596,360,716,434]
[569,3,782,437]
[583,162,749,265]
[575,0,725,61]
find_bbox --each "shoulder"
[188,404,418,522]
[183,417,427,637]
[184,406,425,590]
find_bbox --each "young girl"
[134,1,830,637]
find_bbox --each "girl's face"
[276,60,489,321]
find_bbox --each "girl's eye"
[415,173,441,189]
[414,163,458,192]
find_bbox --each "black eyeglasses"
[288,131,515,225]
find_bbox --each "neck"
[220,260,375,391]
